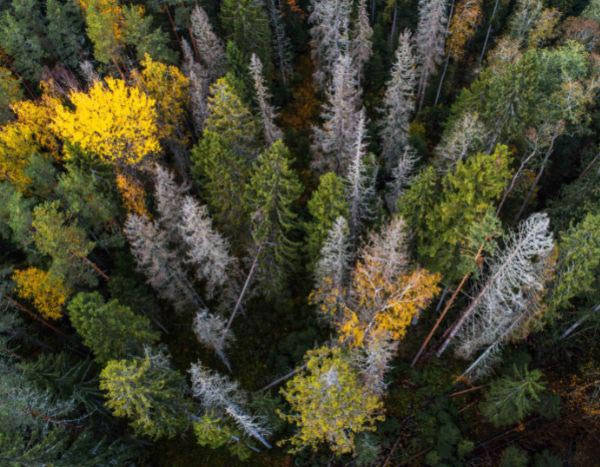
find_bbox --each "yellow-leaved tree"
[115,172,150,217]
[278,346,384,455]
[132,55,189,143]
[13,267,70,320]
[52,77,160,165]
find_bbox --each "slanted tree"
[246,140,303,297]
[191,131,250,246]
[480,365,546,427]
[312,53,362,174]
[445,213,554,379]
[380,30,417,171]
[220,0,273,76]
[100,349,191,439]
[67,292,159,363]
[190,5,226,80]
[416,0,449,108]
[278,345,384,455]
[250,54,283,145]
[189,362,272,448]
[204,77,261,159]
[52,78,160,166]
[305,173,349,267]
[308,0,352,88]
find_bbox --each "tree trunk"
[479,0,501,64]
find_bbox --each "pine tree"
[305,172,349,267]
[67,292,159,364]
[279,345,384,455]
[100,349,191,439]
[350,0,373,78]
[380,30,417,171]
[80,0,123,66]
[480,365,546,427]
[308,0,352,88]
[250,54,283,145]
[447,213,554,379]
[46,0,85,69]
[416,0,449,108]
[346,110,377,240]
[312,53,362,174]
[189,362,272,448]
[246,140,303,297]
[190,5,226,80]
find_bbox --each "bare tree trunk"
[80,255,110,281]
[479,0,501,64]
[496,144,540,215]
[433,0,456,107]
[259,363,308,391]
[6,297,66,337]
[389,3,398,46]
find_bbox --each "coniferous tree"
[250,54,284,145]
[0,67,22,124]
[120,5,176,63]
[100,349,191,439]
[380,29,417,172]
[312,53,361,174]
[266,0,293,85]
[434,112,488,172]
[305,172,349,267]
[416,0,449,108]
[350,0,373,78]
[308,0,352,88]
[190,5,226,80]
[68,292,159,364]
[314,216,352,298]
[46,0,85,69]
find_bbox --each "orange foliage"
[116,172,150,217]
[447,0,483,60]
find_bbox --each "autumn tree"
[305,173,349,267]
[100,349,191,439]
[279,345,384,455]
[446,0,483,61]
[52,78,160,166]
[67,292,159,363]
[13,267,70,320]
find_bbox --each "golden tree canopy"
[13,267,70,320]
[52,77,160,165]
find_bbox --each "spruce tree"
[46,0,85,69]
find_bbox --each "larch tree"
[67,292,159,364]
[416,0,449,108]
[100,349,191,440]
[446,0,483,61]
[380,29,417,172]
[305,172,349,267]
[346,110,377,241]
[52,78,160,166]
[308,0,352,88]
[278,345,384,455]
[350,0,373,78]
[189,363,272,448]
[190,5,226,81]
[249,54,284,145]
[311,53,362,175]
[444,213,554,380]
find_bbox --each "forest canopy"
[0,0,599,465]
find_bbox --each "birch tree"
[312,53,362,174]
[308,0,352,88]
[189,362,271,448]
[446,213,554,379]
[416,0,449,108]
[380,30,417,171]
[249,54,283,145]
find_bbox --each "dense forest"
[0,0,599,465]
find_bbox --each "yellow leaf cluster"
[133,55,190,143]
[78,0,124,41]
[447,0,483,60]
[52,78,160,165]
[279,346,384,455]
[116,171,150,217]
[0,121,37,190]
[13,267,70,320]
[11,92,62,156]
[339,258,441,347]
